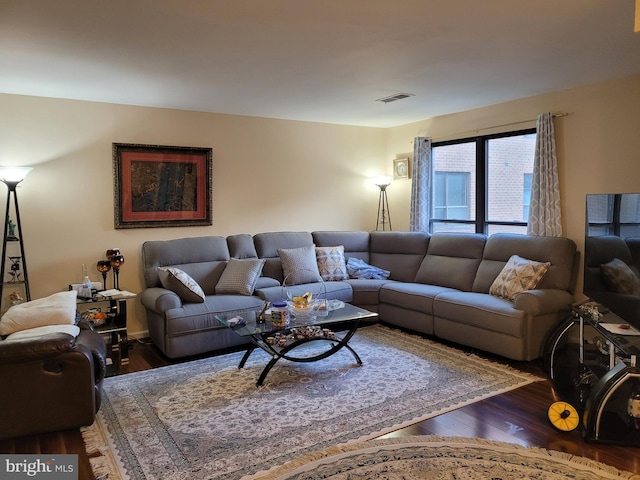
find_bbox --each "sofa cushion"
[315,245,348,281]
[312,231,371,264]
[600,257,640,295]
[141,236,230,289]
[227,233,259,259]
[278,245,323,285]
[473,233,576,293]
[369,231,430,282]
[433,291,527,338]
[0,291,78,336]
[158,267,206,303]
[414,233,485,291]
[379,282,456,314]
[215,258,266,296]
[489,255,551,300]
[254,231,315,282]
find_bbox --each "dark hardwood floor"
[2,334,639,479]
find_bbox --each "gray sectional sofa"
[140,231,577,362]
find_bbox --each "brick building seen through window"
[431,129,536,235]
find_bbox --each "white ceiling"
[1,0,639,128]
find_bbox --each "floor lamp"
[0,166,33,310]
[375,176,392,231]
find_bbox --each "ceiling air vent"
[376,93,415,104]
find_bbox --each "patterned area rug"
[82,324,542,480]
[252,436,639,480]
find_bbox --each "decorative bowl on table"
[288,297,320,318]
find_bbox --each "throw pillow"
[489,254,551,300]
[315,245,348,281]
[157,267,206,303]
[0,290,78,336]
[600,258,640,295]
[215,258,266,296]
[278,245,323,285]
[346,257,391,280]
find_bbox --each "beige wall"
[0,95,386,334]
[1,72,639,334]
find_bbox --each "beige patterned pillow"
[489,255,551,300]
[315,245,348,281]
[216,258,266,295]
[600,258,640,295]
[158,267,206,303]
[278,245,323,285]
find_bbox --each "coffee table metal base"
[240,318,362,387]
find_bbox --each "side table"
[76,295,134,375]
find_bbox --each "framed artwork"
[393,158,410,179]
[113,143,212,229]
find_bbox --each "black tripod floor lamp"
[0,166,33,311]
[375,176,392,231]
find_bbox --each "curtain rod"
[413,112,570,143]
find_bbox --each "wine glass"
[96,260,111,290]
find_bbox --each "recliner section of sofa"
[0,322,107,439]
[140,230,577,362]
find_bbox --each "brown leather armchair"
[0,320,106,439]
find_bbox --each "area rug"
[82,324,542,480]
[251,436,639,480]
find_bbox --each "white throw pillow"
[0,290,78,336]
[278,245,323,285]
[489,255,551,300]
[216,258,266,296]
[3,324,80,342]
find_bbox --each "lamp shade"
[374,176,392,188]
[0,166,33,184]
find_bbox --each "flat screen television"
[583,193,640,328]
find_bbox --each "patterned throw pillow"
[278,245,323,285]
[489,255,551,300]
[216,258,266,296]
[600,258,640,295]
[315,245,348,281]
[157,267,206,303]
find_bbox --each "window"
[431,129,536,235]
[523,173,532,220]
[434,172,470,220]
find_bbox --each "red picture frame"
[113,143,212,229]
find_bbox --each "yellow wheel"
[548,401,580,432]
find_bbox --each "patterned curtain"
[409,137,432,232]
[527,112,563,236]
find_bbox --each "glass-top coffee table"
[216,302,377,386]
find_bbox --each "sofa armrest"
[513,289,574,316]
[75,329,107,384]
[141,287,182,314]
[0,333,75,362]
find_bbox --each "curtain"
[409,137,432,232]
[527,112,563,236]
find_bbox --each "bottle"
[271,301,289,328]
[81,264,93,300]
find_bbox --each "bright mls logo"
[1,455,77,479]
